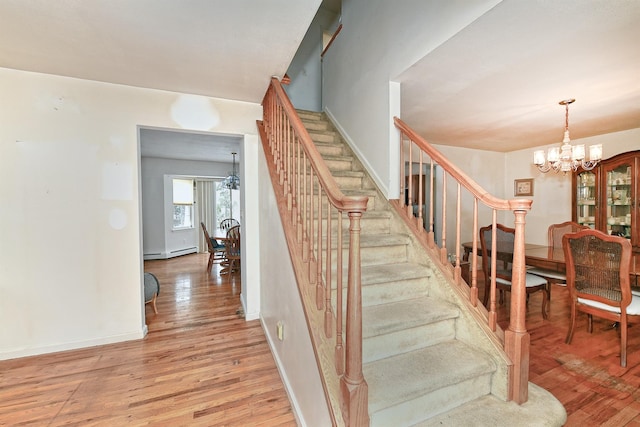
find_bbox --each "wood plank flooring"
[493,281,640,426]
[0,254,296,426]
[4,254,640,426]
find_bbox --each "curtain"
[195,180,215,253]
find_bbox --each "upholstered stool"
[144,272,160,314]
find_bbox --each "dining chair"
[563,229,636,367]
[219,218,240,232]
[479,223,549,318]
[528,221,589,299]
[201,222,226,271]
[223,224,241,275]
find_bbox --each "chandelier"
[223,152,240,190]
[533,99,602,173]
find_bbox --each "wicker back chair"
[479,223,549,318]
[563,229,636,367]
[549,221,590,249]
[528,221,590,298]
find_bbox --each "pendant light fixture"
[223,152,240,189]
[533,99,602,173]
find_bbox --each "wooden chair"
[223,224,241,275]
[563,229,636,367]
[219,218,240,233]
[201,222,226,271]
[479,223,549,319]
[528,221,590,299]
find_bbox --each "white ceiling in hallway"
[0,0,637,154]
[140,128,241,163]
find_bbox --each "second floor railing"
[259,77,370,426]
[393,116,533,404]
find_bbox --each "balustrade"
[260,77,369,426]
[394,117,532,404]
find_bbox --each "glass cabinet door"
[605,162,633,239]
[575,170,596,229]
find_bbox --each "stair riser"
[298,111,323,121]
[314,143,344,157]
[304,174,362,190]
[313,243,408,267]
[331,175,362,189]
[325,158,354,172]
[309,131,339,144]
[331,276,429,307]
[302,120,330,131]
[363,320,456,363]
[370,374,492,427]
[300,193,377,211]
[359,243,407,266]
[311,216,391,235]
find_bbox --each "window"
[173,178,194,229]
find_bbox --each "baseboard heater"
[143,247,198,260]
[170,246,198,256]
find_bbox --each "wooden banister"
[259,77,369,426]
[393,116,532,404]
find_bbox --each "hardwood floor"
[0,254,296,426]
[493,281,640,426]
[4,254,640,426]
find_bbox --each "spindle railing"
[258,77,370,426]
[393,116,533,404]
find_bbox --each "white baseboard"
[260,315,306,427]
[0,329,147,361]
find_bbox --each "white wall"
[506,128,640,245]
[322,0,501,197]
[431,144,506,253]
[285,7,338,112]
[431,128,640,252]
[141,156,230,258]
[257,143,331,426]
[0,67,262,359]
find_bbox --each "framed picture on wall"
[514,178,534,196]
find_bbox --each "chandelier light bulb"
[533,99,603,174]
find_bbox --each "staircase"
[297,110,566,426]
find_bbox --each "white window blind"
[173,179,194,205]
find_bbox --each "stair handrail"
[259,77,369,426]
[394,116,532,404]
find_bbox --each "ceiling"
[0,0,638,157]
[139,128,241,163]
[0,0,321,163]
[398,0,640,152]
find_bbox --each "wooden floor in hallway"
[4,252,640,426]
[0,253,296,426]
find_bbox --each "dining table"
[461,241,640,288]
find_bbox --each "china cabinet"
[572,150,639,251]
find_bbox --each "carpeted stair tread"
[360,263,430,286]
[358,232,410,248]
[362,297,458,338]
[365,341,496,414]
[412,383,567,427]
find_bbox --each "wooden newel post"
[504,209,530,404]
[340,211,369,427]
